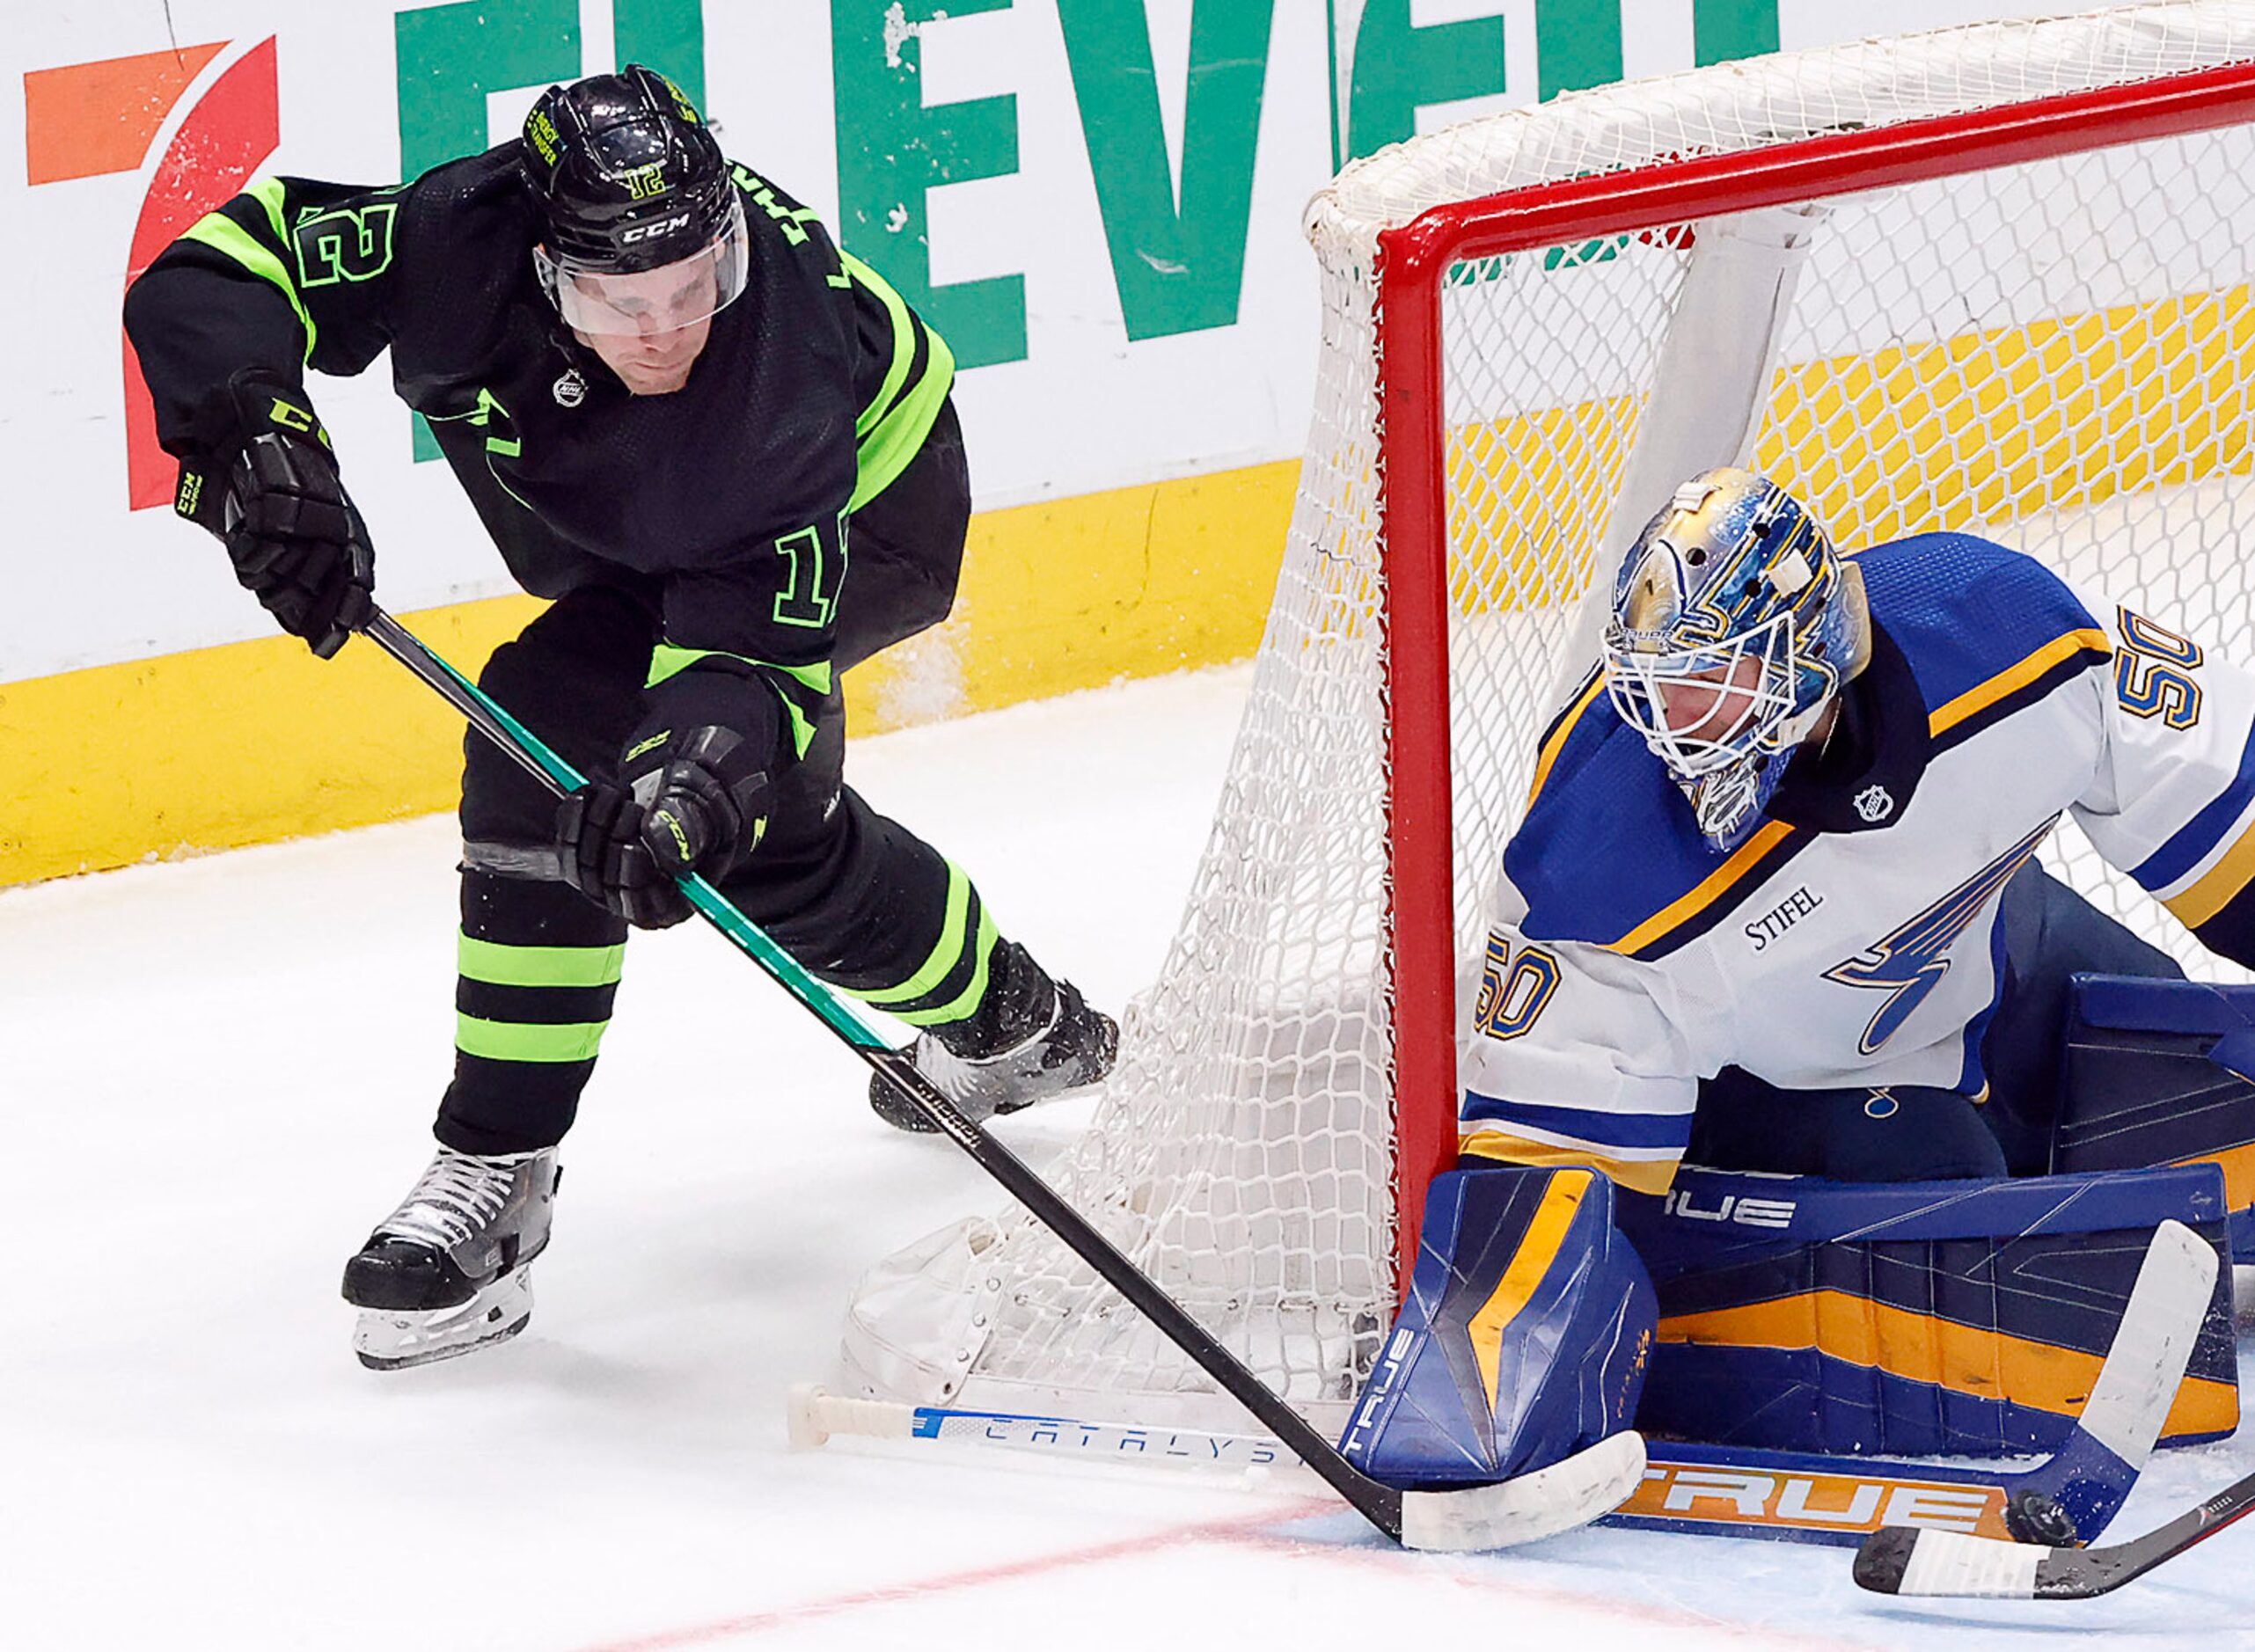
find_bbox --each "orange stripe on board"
[1928,627,2112,739]
[1467,1171,1591,1407]
[24,42,223,185]
[1658,1289,2237,1437]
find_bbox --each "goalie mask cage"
[843,1,2255,1434]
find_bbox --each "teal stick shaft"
[361,609,890,1051]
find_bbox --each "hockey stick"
[1855,1462,2255,1598]
[361,607,1646,1552]
[1849,1226,2245,1597]
[791,1209,2209,1547]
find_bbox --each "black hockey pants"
[436,403,1010,1154]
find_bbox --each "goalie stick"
[1849,1224,2244,1598]
[792,1215,2216,1549]
[360,606,1645,1553]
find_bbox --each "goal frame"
[1373,57,2255,1283]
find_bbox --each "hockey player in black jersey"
[124,67,1117,1370]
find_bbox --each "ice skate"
[341,1146,560,1370]
[871,955,1118,1132]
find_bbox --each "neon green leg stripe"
[884,905,999,1027]
[458,933,626,988]
[455,1015,609,1064]
[858,861,973,1007]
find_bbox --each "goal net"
[839,1,2255,1436]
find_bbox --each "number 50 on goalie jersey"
[1461,531,2255,1195]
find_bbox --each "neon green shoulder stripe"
[179,180,316,363]
[841,252,913,442]
[839,251,955,512]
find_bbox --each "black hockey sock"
[928,940,1058,1061]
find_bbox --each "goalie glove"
[556,721,774,930]
[176,369,375,660]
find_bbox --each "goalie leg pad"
[2058,974,2255,1262]
[1616,1165,2237,1457]
[1340,1166,1653,1488]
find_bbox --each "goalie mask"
[1601,469,1864,852]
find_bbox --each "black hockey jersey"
[123,142,954,751]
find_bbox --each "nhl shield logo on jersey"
[1854,784,1894,822]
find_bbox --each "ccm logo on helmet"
[619,212,693,245]
[1662,1188,1797,1228]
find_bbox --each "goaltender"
[1347,468,2253,1483]
[124,68,1117,1370]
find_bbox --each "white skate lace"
[374,1149,530,1251]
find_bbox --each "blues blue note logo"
[1823,818,2054,1055]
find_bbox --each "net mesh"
[840,2,2255,1429]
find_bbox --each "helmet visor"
[535,197,749,337]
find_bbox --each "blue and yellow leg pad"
[2059,973,2255,1261]
[1615,1162,2238,1458]
[1340,1166,1654,1487]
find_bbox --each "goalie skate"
[342,1146,560,1371]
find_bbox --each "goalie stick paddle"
[792,1208,2210,1547]
[361,608,1647,1553]
[1853,1218,2230,1597]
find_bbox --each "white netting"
[840,3,2255,1431]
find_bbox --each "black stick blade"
[1852,1526,1920,1593]
[1852,1528,2045,1597]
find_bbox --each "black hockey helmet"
[522,65,731,272]
[522,66,750,337]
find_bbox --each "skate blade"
[353,1267,534,1371]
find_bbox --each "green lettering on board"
[1534,0,1622,101]
[1346,1,1506,162]
[1058,0,1274,340]
[1695,0,1781,65]
[833,0,1026,369]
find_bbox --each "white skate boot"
[341,1145,560,1370]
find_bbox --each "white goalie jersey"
[1461,530,2255,1195]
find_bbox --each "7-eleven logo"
[24,39,280,509]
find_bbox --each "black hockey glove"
[177,370,374,660]
[556,725,774,930]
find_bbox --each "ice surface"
[4,663,2250,1650]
